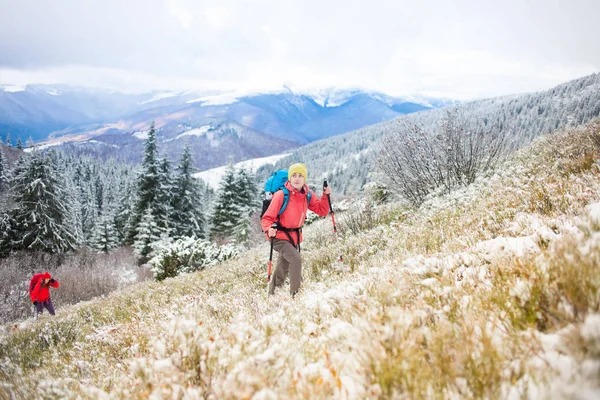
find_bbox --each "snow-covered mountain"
[0,83,453,170]
[0,84,448,145]
[47,121,300,171]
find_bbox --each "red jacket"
[261,181,330,246]
[29,272,60,303]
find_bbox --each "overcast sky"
[0,0,598,99]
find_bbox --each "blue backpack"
[261,169,312,218]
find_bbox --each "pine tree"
[133,207,162,257]
[91,213,119,253]
[5,133,11,147]
[171,145,205,238]
[115,177,135,243]
[235,167,259,216]
[128,122,162,243]
[232,213,252,246]
[94,175,104,216]
[63,167,84,245]
[156,157,174,233]
[0,146,9,195]
[231,167,258,245]
[9,153,78,253]
[78,178,98,244]
[16,138,23,150]
[210,163,241,240]
[0,212,13,257]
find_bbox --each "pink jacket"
[29,272,60,303]
[261,181,330,247]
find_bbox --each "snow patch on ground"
[23,141,66,152]
[475,235,540,262]
[193,153,292,189]
[139,92,180,104]
[163,125,211,142]
[187,92,242,106]
[2,85,26,92]
[588,202,600,225]
[178,125,211,138]
[86,140,119,148]
[133,131,148,140]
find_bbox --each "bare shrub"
[589,120,600,149]
[340,201,377,235]
[376,110,511,206]
[0,247,151,324]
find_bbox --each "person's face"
[43,278,50,284]
[290,173,305,190]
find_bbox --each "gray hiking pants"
[269,239,302,296]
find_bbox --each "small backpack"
[261,169,312,218]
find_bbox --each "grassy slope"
[1,121,599,399]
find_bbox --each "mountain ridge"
[0,84,450,144]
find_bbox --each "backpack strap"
[278,187,290,216]
[275,224,302,252]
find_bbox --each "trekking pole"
[323,179,343,262]
[267,223,277,282]
[323,179,337,233]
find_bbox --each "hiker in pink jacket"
[261,163,331,296]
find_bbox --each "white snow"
[588,202,600,225]
[163,125,211,142]
[139,92,180,104]
[580,314,600,344]
[23,141,66,152]
[2,85,25,92]
[475,235,540,262]
[193,153,291,189]
[133,131,148,140]
[295,87,362,107]
[187,92,243,106]
[86,140,119,148]
[179,125,211,138]
[353,148,370,160]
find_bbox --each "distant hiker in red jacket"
[261,163,331,296]
[29,272,60,316]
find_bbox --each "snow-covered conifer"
[133,207,162,257]
[9,153,78,253]
[128,122,162,243]
[171,145,205,238]
[210,162,241,240]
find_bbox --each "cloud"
[168,0,193,30]
[0,0,598,98]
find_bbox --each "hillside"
[51,121,301,171]
[258,73,600,195]
[1,121,599,398]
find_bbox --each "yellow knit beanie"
[288,163,307,180]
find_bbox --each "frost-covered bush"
[363,181,392,204]
[149,237,240,281]
[340,199,377,235]
[376,110,510,206]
